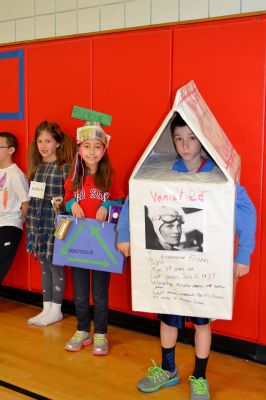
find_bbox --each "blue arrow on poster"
[52,215,125,273]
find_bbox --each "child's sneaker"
[92,333,108,355]
[137,359,180,393]
[189,376,210,399]
[64,331,93,352]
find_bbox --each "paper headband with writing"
[76,124,111,147]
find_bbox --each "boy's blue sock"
[161,346,176,372]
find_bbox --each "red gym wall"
[0,15,265,346]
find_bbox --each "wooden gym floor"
[0,298,265,400]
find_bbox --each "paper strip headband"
[72,106,112,126]
[76,123,111,147]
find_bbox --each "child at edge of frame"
[116,112,256,400]
[26,121,74,326]
[0,132,29,285]
[63,119,124,355]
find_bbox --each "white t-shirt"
[0,163,30,229]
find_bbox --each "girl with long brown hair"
[26,121,74,326]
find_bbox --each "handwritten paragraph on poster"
[147,251,226,306]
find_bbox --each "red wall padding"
[0,16,265,344]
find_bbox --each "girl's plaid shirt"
[26,161,69,263]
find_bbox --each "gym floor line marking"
[0,380,52,400]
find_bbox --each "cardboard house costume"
[129,81,240,320]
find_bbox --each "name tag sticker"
[29,181,46,199]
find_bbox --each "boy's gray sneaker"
[137,359,180,393]
[64,330,93,352]
[189,376,210,399]
[92,333,108,355]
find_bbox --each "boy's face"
[0,137,14,167]
[172,125,202,163]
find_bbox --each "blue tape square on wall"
[0,49,24,120]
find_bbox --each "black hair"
[170,113,187,135]
[0,131,18,150]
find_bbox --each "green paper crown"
[72,106,112,126]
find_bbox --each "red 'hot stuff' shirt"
[64,173,124,218]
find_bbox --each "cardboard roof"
[131,80,240,183]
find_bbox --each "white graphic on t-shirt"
[90,188,110,202]
[74,188,110,202]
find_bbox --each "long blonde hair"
[28,121,74,180]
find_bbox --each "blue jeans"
[72,267,110,333]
